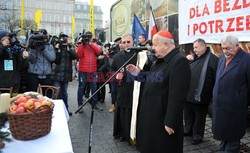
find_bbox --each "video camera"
[109,42,120,57]
[29,29,48,48]
[80,31,92,44]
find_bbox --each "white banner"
[179,0,250,44]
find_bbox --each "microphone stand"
[75,51,138,153]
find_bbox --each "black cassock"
[136,48,191,153]
[111,50,137,141]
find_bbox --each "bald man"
[126,30,191,153]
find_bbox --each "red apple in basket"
[42,100,52,107]
[15,96,27,105]
[25,99,35,110]
[16,107,25,114]
[18,103,26,108]
[34,102,42,109]
[37,98,45,103]
[10,104,18,112]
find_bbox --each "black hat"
[114,37,121,42]
[0,30,10,40]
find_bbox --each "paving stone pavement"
[67,80,250,153]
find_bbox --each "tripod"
[75,52,138,153]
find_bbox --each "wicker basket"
[6,104,54,140]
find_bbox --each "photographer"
[51,33,77,116]
[0,30,26,92]
[76,31,102,112]
[26,29,56,92]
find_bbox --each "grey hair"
[194,38,207,47]
[157,34,175,45]
[122,34,132,40]
[221,35,239,46]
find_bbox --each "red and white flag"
[148,7,158,40]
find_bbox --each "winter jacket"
[77,42,101,73]
[28,44,56,77]
[51,45,78,82]
[0,45,23,88]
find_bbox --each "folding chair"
[37,84,60,99]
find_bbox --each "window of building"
[83,5,87,11]
[46,24,51,34]
[26,12,32,20]
[46,14,51,22]
[46,3,51,10]
[54,15,59,22]
[54,3,59,10]
[64,27,70,35]
[65,5,70,11]
[36,2,42,9]
[64,16,71,23]
[26,0,31,8]
[77,4,81,10]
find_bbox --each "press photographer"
[0,30,27,92]
[50,33,77,116]
[76,31,103,111]
[26,29,56,92]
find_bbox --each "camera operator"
[76,31,102,112]
[26,29,56,92]
[0,30,27,92]
[51,33,77,116]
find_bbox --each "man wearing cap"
[126,30,191,153]
[0,30,26,92]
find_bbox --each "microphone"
[127,46,153,52]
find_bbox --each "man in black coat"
[184,38,218,145]
[126,30,191,153]
[111,34,137,142]
[212,35,250,153]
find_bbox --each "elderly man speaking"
[126,30,191,153]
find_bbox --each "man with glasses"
[212,35,250,153]
[111,34,137,143]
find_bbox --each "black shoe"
[93,104,103,111]
[192,139,202,145]
[85,94,89,98]
[184,132,192,137]
[79,110,84,113]
[68,111,72,116]
[120,137,126,142]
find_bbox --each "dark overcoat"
[136,48,191,153]
[212,48,250,141]
[111,50,137,108]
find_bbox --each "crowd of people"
[0,28,250,153]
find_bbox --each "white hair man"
[212,35,250,153]
[126,30,191,153]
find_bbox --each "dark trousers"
[110,81,117,105]
[184,102,209,141]
[97,81,106,102]
[27,73,52,93]
[220,140,240,153]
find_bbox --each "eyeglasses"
[122,41,131,44]
[222,47,232,51]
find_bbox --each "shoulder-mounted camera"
[80,31,92,44]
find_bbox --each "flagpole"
[150,6,158,31]
[21,0,25,34]
[72,16,75,43]
[90,0,95,37]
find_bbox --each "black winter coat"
[51,45,78,82]
[110,50,137,108]
[0,45,22,88]
[187,49,218,104]
[136,48,191,153]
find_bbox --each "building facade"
[0,0,103,38]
